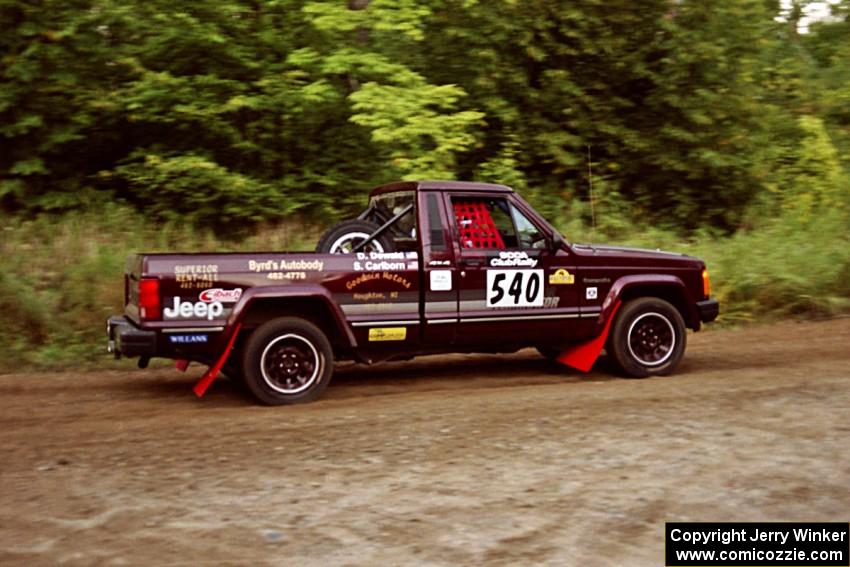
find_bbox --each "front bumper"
[696,299,720,323]
[107,315,156,358]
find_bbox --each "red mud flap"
[557,301,621,373]
[192,324,242,398]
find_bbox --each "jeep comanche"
[107,180,719,405]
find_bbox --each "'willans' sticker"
[168,334,208,344]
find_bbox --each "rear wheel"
[242,318,333,405]
[315,219,394,254]
[607,298,686,378]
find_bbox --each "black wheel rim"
[626,312,676,367]
[260,334,321,394]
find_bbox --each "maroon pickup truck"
[107,181,719,405]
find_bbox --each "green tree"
[0,0,113,210]
[292,1,483,181]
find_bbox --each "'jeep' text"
[163,298,224,321]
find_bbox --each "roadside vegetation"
[1,1,849,371]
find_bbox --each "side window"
[426,193,446,251]
[511,205,545,249]
[452,197,518,250]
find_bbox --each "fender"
[558,274,697,373]
[192,285,357,398]
[225,284,358,349]
[600,274,699,331]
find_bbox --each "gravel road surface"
[2,318,849,566]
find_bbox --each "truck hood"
[571,243,701,267]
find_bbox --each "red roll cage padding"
[453,200,505,249]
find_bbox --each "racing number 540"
[486,269,544,308]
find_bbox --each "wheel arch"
[606,275,701,331]
[224,285,357,357]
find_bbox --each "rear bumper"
[696,299,720,323]
[107,315,156,358]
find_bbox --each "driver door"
[447,193,580,347]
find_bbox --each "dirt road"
[1,319,849,566]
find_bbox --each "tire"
[607,297,686,378]
[315,219,394,254]
[241,317,333,405]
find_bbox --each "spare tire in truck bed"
[315,219,395,254]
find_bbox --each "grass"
[1,202,847,373]
[0,204,321,373]
[558,206,850,325]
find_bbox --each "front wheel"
[242,318,333,405]
[607,298,686,378]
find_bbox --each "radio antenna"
[587,145,596,247]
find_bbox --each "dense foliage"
[2,0,848,230]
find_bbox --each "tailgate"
[124,254,146,323]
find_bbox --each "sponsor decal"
[168,334,209,344]
[174,264,219,290]
[382,272,412,289]
[175,264,218,275]
[543,296,560,308]
[163,297,224,321]
[429,270,452,291]
[346,272,413,290]
[199,288,242,303]
[583,277,611,284]
[549,269,575,285]
[267,272,306,281]
[487,269,544,308]
[489,251,538,268]
[428,259,451,267]
[248,259,324,272]
[353,292,386,301]
[586,287,598,300]
[346,273,381,290]
[368,327,407,342]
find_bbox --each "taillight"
[702,268,711,299]
[139,278,161,321]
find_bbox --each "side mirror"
[550,232,565,253]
